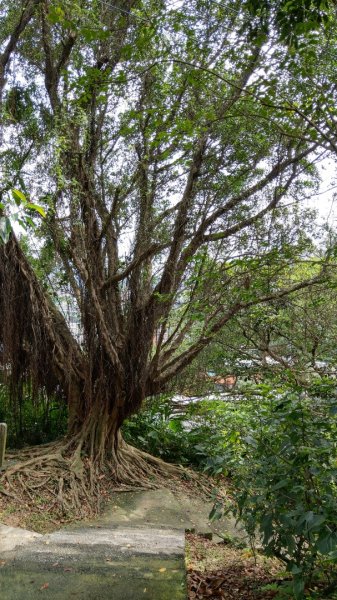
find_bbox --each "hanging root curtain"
[0,238,185,517]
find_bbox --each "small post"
[0,423,7,469]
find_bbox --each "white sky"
[305,160,337,225]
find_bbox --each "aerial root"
[0,437,194,521]
[113,438,187,488]
[0,441,97,518]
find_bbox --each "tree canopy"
[0,0,336,505]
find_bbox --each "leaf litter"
[186,533,287,599]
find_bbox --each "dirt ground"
[185,533,289,599]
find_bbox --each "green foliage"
[0,189,46,244]
[0,383,67,447]
[246,0,333,45]
[213,383,337,598]
[123,395,204,465]
[123,394,239,468]
[124,383,337,597]
[0,216,12,244]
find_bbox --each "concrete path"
[0,489,246,599]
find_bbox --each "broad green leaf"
[271,479,288,491]
[26,203,46,218]
[11,189,27,205]
[0,216,12,243]
[293,576,305,600]
[317,532,337,555]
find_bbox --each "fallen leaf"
[159,568,167,573]
[40,583,49,590]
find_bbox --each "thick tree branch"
[153,272,329,387]
[0,0,42,106]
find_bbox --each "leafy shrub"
[218,383,337,598]
[122,393,255,469]
[124,384,337,597]
[123,395,203,465]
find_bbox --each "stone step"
[16,526,185,558]
[0,554,186,600]
[0,490,188,599]
[0,487,247,599]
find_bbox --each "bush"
[124,384,337,597]
[123,395,203,465]
[219,383,337,598]
[122,393,255,469]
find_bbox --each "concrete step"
[0,553,186,600]
[0,487,247,599]
[0,490,188,599]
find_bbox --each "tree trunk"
[70,395,121,460]
[66,387,180,488]
[0,237,161,482]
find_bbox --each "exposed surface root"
[0,437,200,530]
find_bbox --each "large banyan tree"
[0,0,335,509]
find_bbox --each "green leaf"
[209,502,223,521]
[168,419,183,433]
[306,513,326,531]
[0,216,12,243]
[291,565,303,575]
[11,188,27,205]
[243,435,258,447]
[261,514,273,543]
[271,479,288,491]
[293,576,305,600]
[26,203,46,218]
[317,532,337,555]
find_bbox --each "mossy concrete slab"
[0,524,42,552]
[0,490,187,599]
[96,488,247,543]
[95,489,192,530]
[0,530,186,599]
[19,526,184,558]
[0,555,186,600]
[0,487,246,599]
[174,492,248,543]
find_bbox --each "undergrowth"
[124,381,337,599]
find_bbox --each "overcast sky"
[305,160,337,225]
